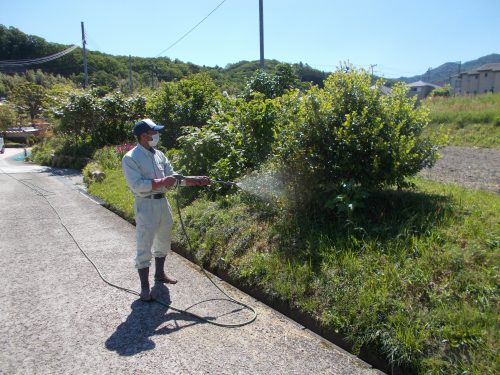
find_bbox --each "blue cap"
[133,119,164,136]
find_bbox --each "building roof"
[456,70,479,77]
[370,84,392,95]
[407,80,440,88]
[476,63,500,72]
[5,127,39,135]
[454,63,500,77]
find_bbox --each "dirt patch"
[420,146,500,193]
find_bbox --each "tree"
[295,62,328,87]
[275,63,299,93]
[243,64,299,100]
[0,103,17,131]
[147,73,224,148]
[56,88,146,147]
[11,82,47,122]
[243,70,279,99]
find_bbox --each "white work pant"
[134,197,173,269]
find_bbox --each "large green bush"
[273,68,438,211]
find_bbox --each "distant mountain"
[396,54,500,85]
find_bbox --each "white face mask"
[148,134,160,147]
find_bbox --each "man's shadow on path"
[105,283,210,356]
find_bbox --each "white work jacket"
[122,144,176,198]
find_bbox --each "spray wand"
[173,174,239,188]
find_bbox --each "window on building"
[485,73,488,77]
[475,76,478,79]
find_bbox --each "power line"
[0,45,78,67]
[156,0,228,57]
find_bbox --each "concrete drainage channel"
[73,176,404,375]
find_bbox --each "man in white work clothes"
[122,119,210,301]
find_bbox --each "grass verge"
[87,168,499,374]
[422,93,500,148]
[422,122,500,148]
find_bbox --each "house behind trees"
[407,80,440,102]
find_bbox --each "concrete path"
[0,149,381,375]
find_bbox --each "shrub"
[31,135,94,169]
[430,84,452,98]
[176,95,279,183]
[273,67,438,211]
[31,138,56,165]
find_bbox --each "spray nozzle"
[213,178,239,188]
[172,174,186,187]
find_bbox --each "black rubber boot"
[138,267,152,301]
[154,256,177,284]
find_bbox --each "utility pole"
[259,0,264,70]
[151,65,157,89]
[369,64,377,83]
[128,55,133,92]
[81,22,89,88]
[456,61,462,96]
[426,67,431,82]
[151,65,154,89]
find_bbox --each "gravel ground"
[419,146,500,193]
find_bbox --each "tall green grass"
[422,93,500,148]
[422,123,500,148]
[424,93,500,126]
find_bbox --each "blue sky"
[1,0,499,78]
